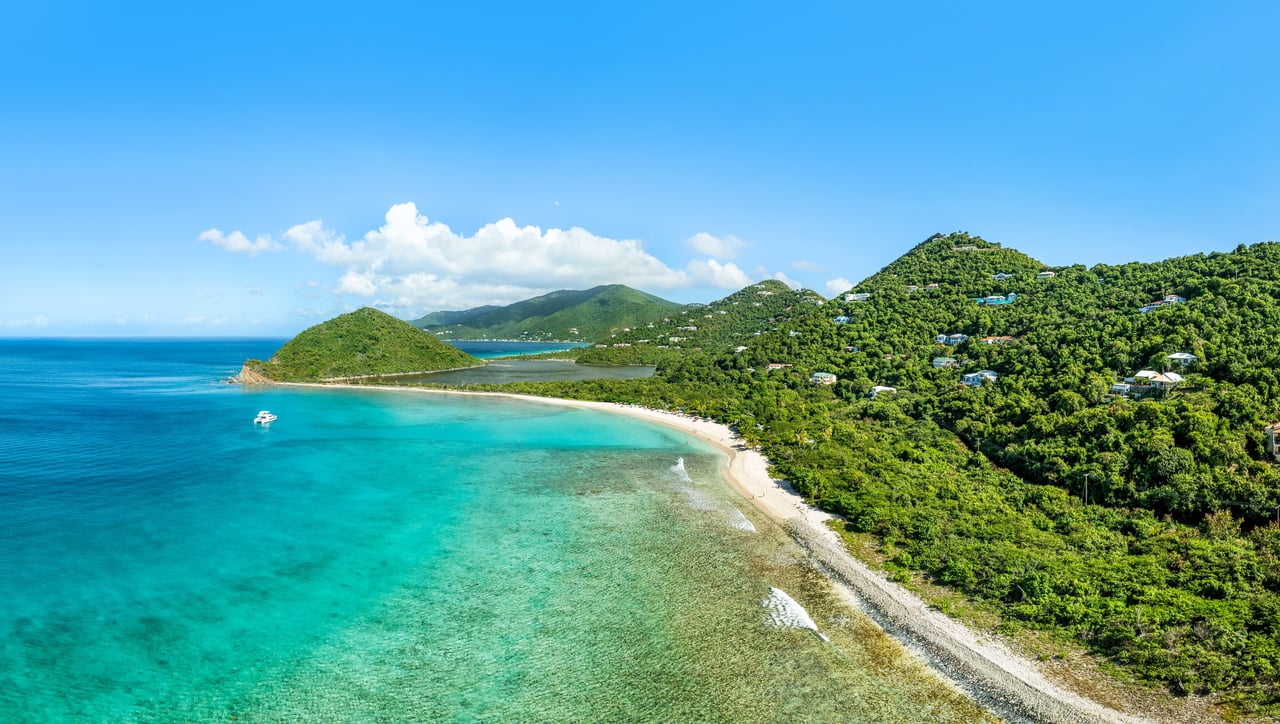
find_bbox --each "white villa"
[870,385,898,399]
[961,370,998,386]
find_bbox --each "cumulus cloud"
[207,203,798,313]
[686,232,747,260]
[824,277,853,297]
[225,202,768,312]
[686,258,752,289]
[198,228,281,256]
[771,271,802,290]
[792,260,822,272]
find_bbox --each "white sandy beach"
[290,383,1172,723]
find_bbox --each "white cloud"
[771,271,802,289]
[824,277,853,297]
[3,315,48,328]
[792,260,823,273]
[207,204,790,314]
[198,228,281,256]
[686,259,752,289]
[216,202,768,313]
[686,232,747,260]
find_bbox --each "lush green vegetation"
[412,284,685,342]
[248,307,480,381]
[573,279,825,364]
[422,233,1280,714]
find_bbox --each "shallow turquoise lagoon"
[0,340,988,722]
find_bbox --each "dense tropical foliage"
[412,284,685,342]
[412,233,1280,714]
[248,307,480,381]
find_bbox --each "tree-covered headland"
[461,233,1280,715]
[246,307,480,381]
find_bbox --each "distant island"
[236,307,481,383]
[411,284,685,342]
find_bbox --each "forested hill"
[813,232,1280,520]
[411,284,685,342]
[245,307,480,381]
[479,232,1280,715]
[574,279,829,364]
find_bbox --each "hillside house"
[833,316,850,324]
[1036,270,1056,279]
[1131,370,1184,390]
[870,385,897,399]
[1266,423,1280,462]
[992,272,1015,281]
[766,363,793,370]
[1167,352,1198,367]
[961,370,998,386]
[905,285,920,293]
[932,357,958,369]
[844,345,859,352]
[733,346,748,354]
[1139,295,1187,313]
[953,245,978,251]
[845,292,872,302]
[1110,382,1132,395]
[935,333,969,345]
[976,293,1017,306]
[810,372,838,385]
[980,335,1015,345]
[924,283,939,290]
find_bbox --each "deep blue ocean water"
[0,339,987,722]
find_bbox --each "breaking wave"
[669,456,692,484]
[763,587,827,641]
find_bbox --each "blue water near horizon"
[0,339,988,721]
[446,340,588,359]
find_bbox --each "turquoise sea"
[0,340,989,722]
[447,341,588,359]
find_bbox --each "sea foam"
[763,587,828,641]
[726,507,756,533]
[669,456,692,484]
[672,459,756,533]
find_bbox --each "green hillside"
[412,284,686,342]
[247,307,480,381]
[465,233,1280,716]
[573,279,829,365]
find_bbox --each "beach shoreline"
[282,382,1174,723]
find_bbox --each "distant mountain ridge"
[411,284,686,342]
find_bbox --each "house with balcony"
[932,357,958,369]
[961,370,998,386]
[810,372,838,385]
[976,293,1017,306]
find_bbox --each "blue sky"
[2,2,1277,336]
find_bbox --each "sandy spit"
[282,383,1153,723]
